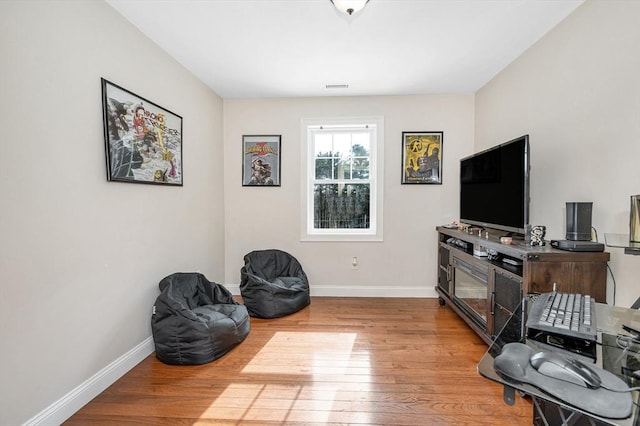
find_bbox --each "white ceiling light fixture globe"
[331,0,369,16]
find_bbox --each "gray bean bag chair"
[240,249,310,318]
[152,272,250,365]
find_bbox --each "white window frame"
[300,116,384,241]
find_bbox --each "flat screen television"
[459,135,530,236]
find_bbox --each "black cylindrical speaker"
[566,202,592,241]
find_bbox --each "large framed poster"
[101,78,183,185]
[242,135,281,186]
[402,131,443,185]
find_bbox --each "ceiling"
[105,0,583,99]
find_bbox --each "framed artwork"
[401,131,443,184]
[101,78,183,185]
[242,135,281,186]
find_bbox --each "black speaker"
[566,202,592,241]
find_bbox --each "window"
[301,117,384,241]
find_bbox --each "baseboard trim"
[225,284,438,298]
[25,337,154,426]
[310,286,438,298]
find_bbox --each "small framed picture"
[101,78,183,185]
[401,131,443,184]
[242,135,281,186]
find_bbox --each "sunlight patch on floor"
[200,383,338,422]
[242,331,359,375]
[199,332,363,422]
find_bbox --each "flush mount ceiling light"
[331,0,369,16]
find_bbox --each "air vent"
[325,84,349,89]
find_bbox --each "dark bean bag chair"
[152,272,250,365]
[240,249,310,319]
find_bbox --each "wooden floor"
[65,297,532,425]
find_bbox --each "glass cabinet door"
[452,256,488,325]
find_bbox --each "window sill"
[301,234,383,242]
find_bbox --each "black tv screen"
[459,135,530,235]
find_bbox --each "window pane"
[352,133,370,152]
[352,157,369,179]
[315,134,333,157]
[313,183,370,229]
[315,158,333,179]
[335,158,352,180]
[333,134,351,158]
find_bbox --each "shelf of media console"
[437,226,589,266]
[442,239,523,274]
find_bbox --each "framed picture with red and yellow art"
[242,135,281,187]
[101,78,183,186]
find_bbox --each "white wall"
[476,0,640,307]
[0,1,224,424]
[5,0,637,424]
[223,95,474,296]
